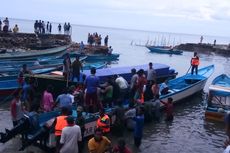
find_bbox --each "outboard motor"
[0,115,30,143]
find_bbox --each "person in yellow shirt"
[13,24,19,33]
[88,128,111,153]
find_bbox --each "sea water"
[0,18,230,153]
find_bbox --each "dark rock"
[175,43,230,56]
[0,32,71,50]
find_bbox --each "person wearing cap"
[63,53,71,80]
[17,64,32,86]
[71,55,83,82]
[96,109,110,134]
[59,115,82,153]
[224,113,230,152]
[76,106,85,153]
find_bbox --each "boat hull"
[146,46,183,55]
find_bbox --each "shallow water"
[1,19,230,152]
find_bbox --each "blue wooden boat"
[69,52,120,62]
[204,74,230,122]
[31,63,178,96]
[146,46,183,55]
[0,65,214,151]
[0,45,69,60]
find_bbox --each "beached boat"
[0,65,214,150]
[146,46,183,55]
[204,74,230,122]
[0,45,69,60]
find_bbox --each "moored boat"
[0,45,69,60]
[204,74,230,122]
[146,46,183,55]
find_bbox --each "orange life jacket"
[97,114,110,133]
[191,56,200,66]
[55,115,68,136]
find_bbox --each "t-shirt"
[88,136,111,153]
[42,90,54,112]
[85,75,99,94]
[130,74,138,89]
[56,94,72,108]
[115,77,128,89]
[223,145,230,153]
[60,125,82,153]
[147,68,156,81]
[72,60,82,75]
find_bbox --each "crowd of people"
[10,59,177,152]
[34,20,52,34]
[0,17,19,33]
[87,33,109,46]
[33,20,71,35]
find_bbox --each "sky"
[1,0,230,37]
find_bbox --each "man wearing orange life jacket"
[191,52,200,75]
[53,107,69,152]
[97,109,110,134]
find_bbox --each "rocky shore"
[0,32,71,50]
[175,43,230,56]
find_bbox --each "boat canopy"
[209,85,230,97]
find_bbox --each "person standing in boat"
[63,53,71,80]
[130,68,138,102]
[10,90,24,127]
[0,19,2,31]
[49,23,52,34]
[191,52,200,75]
[84,67,100,113]
[13,24,19,33]
[108,46,113,55]
[71,55,83,82]
[147,62,156,85]
[134,69,147,104]
[18,64,32,86]
[79,41,85,53]
[55,88,73,112]
[160,97,174,121]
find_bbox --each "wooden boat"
[146,46,183,55]
[70,52,120,62]
[31,63,178,96]
[0,45,69,60]
[0,65,214,150]
[204,74,230,122]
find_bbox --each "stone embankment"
[0,32,71,50]
[175,43,230,56]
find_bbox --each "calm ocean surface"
[1,18,230,153]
